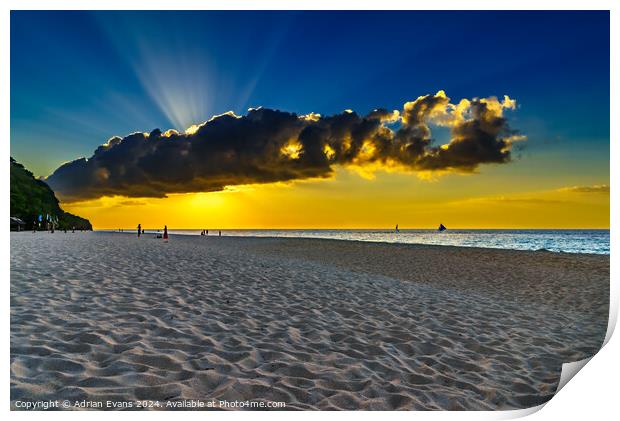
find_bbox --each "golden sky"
[63,166,609,230]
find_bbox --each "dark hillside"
[10,158,92,230]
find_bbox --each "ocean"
[112,229,610,255]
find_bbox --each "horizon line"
[93,227,611,231]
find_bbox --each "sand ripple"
[11,233,608,410]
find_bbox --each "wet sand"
[10,232,609,410]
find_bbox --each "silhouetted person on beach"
[163,225,169,241]
[137,224,142,237]
[219,230,221,237]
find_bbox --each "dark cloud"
[46,92,524,201]
[116,200,147,206]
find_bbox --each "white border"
[2,0,619,10]
[3,2,617,420]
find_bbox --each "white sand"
[10,232,608,410]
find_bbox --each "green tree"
[10,157,92,230]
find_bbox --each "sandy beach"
[10,232,609,410]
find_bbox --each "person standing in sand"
[137,224,141,237]
[163,225,168,242]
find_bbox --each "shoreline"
[94,229,610,256]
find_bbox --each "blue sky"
[11,10,609,179]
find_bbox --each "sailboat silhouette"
[438,223,447,232]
